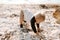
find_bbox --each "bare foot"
[35,32,40,36]
[37,28,43,33]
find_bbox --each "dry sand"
[0,4,60,40]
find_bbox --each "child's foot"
[35,32,40,36]
[38,28,43,33]
[20,24,23,28]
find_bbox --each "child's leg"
[20,10,24,28]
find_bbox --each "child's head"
[35,13,45,23]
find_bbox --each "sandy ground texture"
[0,4,60,40]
